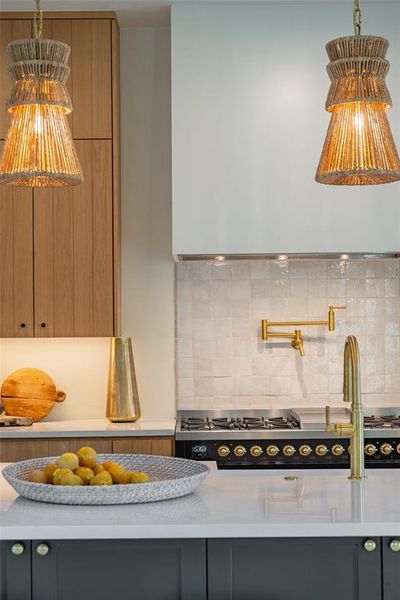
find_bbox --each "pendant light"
[315,0,400,185]
[0,0,83,187]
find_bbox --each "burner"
[210,418,236,430]
[267,417,297,430]
[364,415,400,429]
[181,418,208,431]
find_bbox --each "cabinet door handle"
[40,322,46,328]
[36,543,50,556]
[20,322,26,328]
[389,539,400,552]
[363,539,377,552]
[11,542,25,556]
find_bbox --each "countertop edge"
[1,522,400,540]
[0,419,176,439]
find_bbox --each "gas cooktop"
[180,416,299,432]
[175,409,400,440]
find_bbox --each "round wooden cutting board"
[1,368,66,422]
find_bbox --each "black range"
[175,409,400,469]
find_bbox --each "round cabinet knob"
[20,322,26,328]
[363,539,377,553]
[217,445,230,458]
[283,445,296,457]
[11,543,24,556]
[36,543,49,556]
[266,445,280,457]
[332,444,345,457]
[389,539,400,553]
[380,443,394,456]
[234,445,247,458]
[365,444,378,457]
[299,445,312,457]
[250,445,263,457]
[315,445,329,457]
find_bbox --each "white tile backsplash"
[176,259,400,409]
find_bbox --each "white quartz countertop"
[1,463,400,540]
[0,419,176,438]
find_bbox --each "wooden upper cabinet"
[40,19,112,139]
[0,186,34,337]
[0,20,32,139]
[0,12,120,338]
[34,140,114,337]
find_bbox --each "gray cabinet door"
[208,538,382,600]
[0,541,32,600]
[32,539,206,600]
[382,537,400,600]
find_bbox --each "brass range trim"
[261,305,346,356]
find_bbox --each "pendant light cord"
[34,0,43,39]
[353,0,362,36]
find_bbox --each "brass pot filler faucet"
[261,305,346,356]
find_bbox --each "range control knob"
[332,444,345,457]
[283,445,296,457]
[250,445,263,457]
[365,444,378,457]
[396,444,400,455]
[266,445,280,457]
[299,445,312,457]
[217,445,230,458]
[315,445,329,457]
[234,445,247,457]
[380,443,394,456]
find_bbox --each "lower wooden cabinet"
[1,537,399,600]
[0,436,174,462]
[208,538,382,600]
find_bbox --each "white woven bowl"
[2,454,209,505]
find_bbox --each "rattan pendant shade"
[0,37,83,187]
[316,34,400,186]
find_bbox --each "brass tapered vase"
[106,337,141,423]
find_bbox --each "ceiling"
[2,0,399,27]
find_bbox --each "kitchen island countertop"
[1,463,399,540]
[0,418,176,439]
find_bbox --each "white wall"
[120,26,175,420]
[172,2,400,255]
[0,25,176,422]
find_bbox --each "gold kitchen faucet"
[261,305,346,356]
[325,335,365,480]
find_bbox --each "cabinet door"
[383,537,400,600]
[32,539,206,600]
[0,184,34,337]
[0,19,32,139]
[0,541,32,600]
[208,538,382,600]
[34,139,114,336]
[112,437,174,456]
[40,19,112,139]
